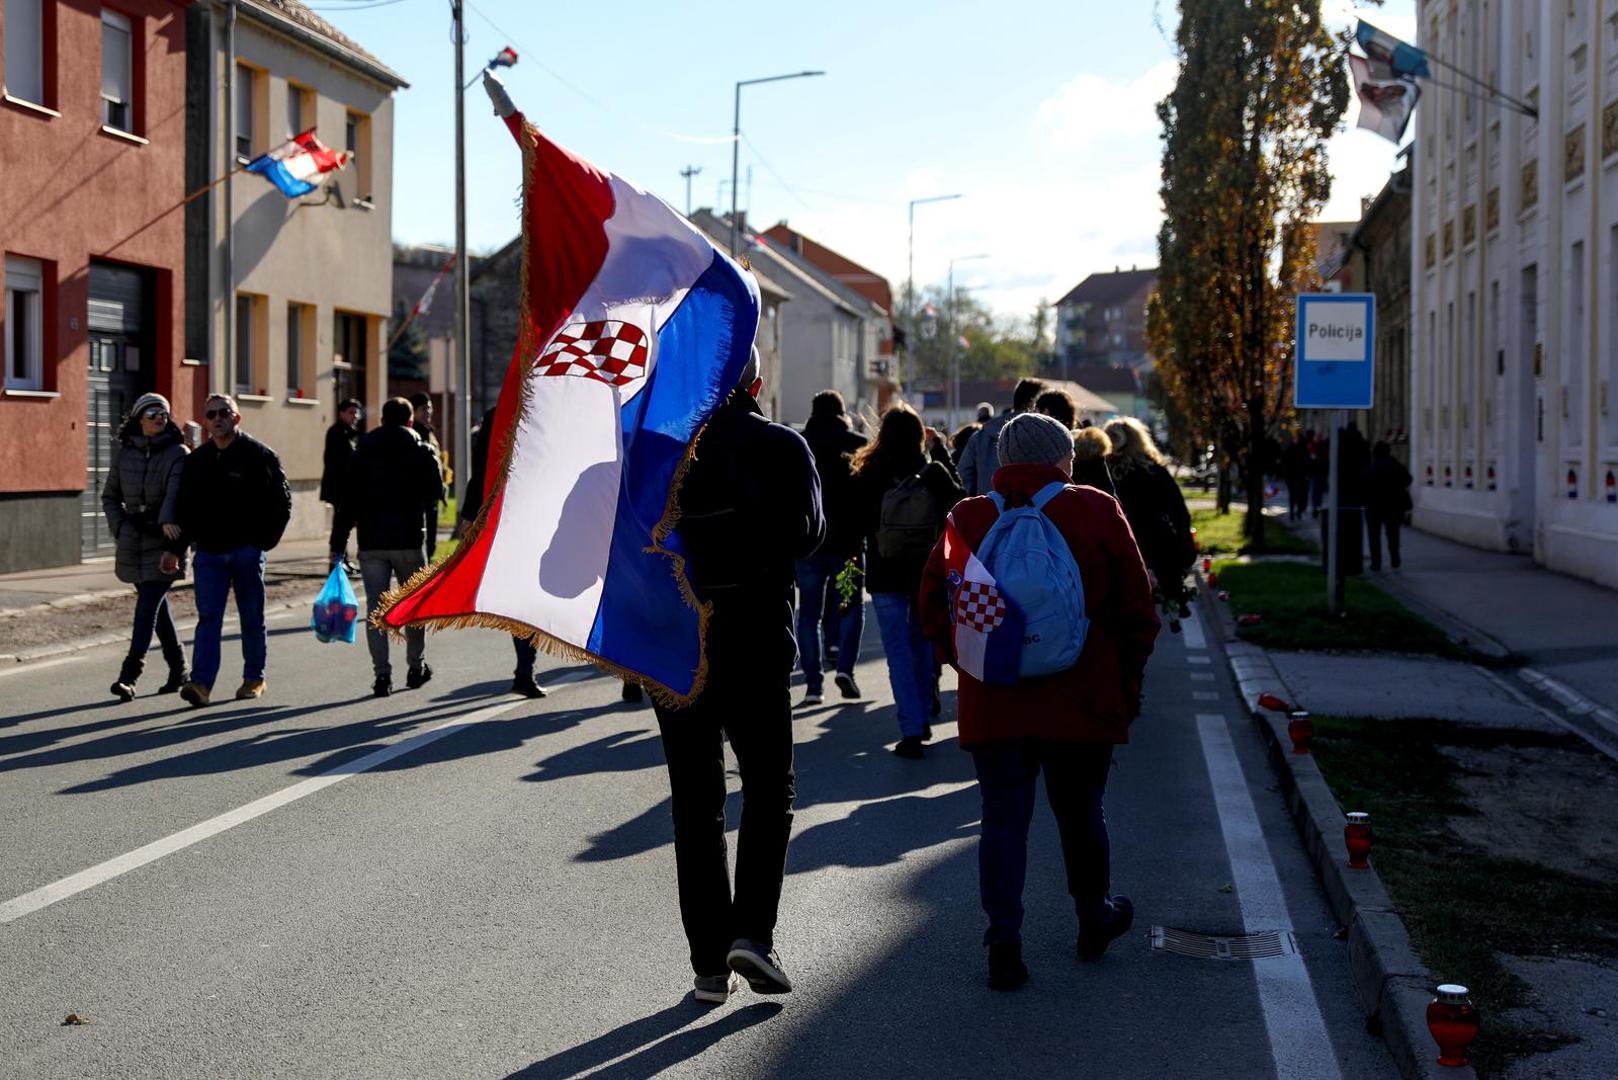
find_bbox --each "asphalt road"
[0,597,1396,1079]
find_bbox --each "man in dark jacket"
[410,392,449,560]
[795,389,867,706]
[322,398,362,573]
[174,394,292,707]
[654,358,825,1004]
[347,397,444,697]
[958,377,1045,496]
[1363,440,1413,571]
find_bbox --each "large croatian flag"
[941,514,1025,686]
[376,111,759,703]
[245,131,350,198]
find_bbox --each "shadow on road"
[505,1001,782,1080]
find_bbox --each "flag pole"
[452,0,473,512]
[385,255,456,353]
[1359,19,1538,117]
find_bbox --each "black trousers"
[653,608,796,977]
[1366,511,1402,570]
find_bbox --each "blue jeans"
[972,740,1114,945]
[795,551,865,694]
[191,546,267,689]
[869,591,931,738]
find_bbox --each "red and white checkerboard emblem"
[534,320,649,386]
[955,580,1008,633]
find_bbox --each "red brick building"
[1,0,199,571]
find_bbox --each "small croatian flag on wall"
[941,514,1025,685]
[245,131,351,198]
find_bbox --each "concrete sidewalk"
[0,538,338,615]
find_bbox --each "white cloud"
[1037,60,1179,152]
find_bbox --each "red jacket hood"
[990,463,1071,503]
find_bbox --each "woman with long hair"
[102,393,190,700]
[1104,417,1193,632]
[852,403,964,758]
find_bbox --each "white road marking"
[1196,710,1343,1080]
[0,694,543,925]
[0,656,83,679]
[1191,672,1216,682]
[1188,655,1211,665]
[1193,691,1219,701]
[1180,609,1207,650]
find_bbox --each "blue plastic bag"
[310,564,360,644]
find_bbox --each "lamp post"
[730,70,824,255]
[906,194,962,396]
[947,253,989,430]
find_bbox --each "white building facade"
[1411,0,1618,588]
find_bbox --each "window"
[286,81,311,139]
[236,64,255,159]
[4,0,45,105]
[286,301,311,395]
[345,110,372,201]
[1566,241,1585,447]
[333,310,368,405]
[101,9,133,132]
[234,293,265,396]
[4,255,44,390]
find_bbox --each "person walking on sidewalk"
[1363,440,1413,571]
[920,412,1159,991]
[322,398,362,575]
[853,402,964,758]
[655,356,825,1004]
[103,393,190,701]
[1071,425,1116,496]
[796,390,868,707]
[410,393,449,561]
[958,377,1045,496]
[1282,432,1310,523]
[174,394,291,707]
[457,405,548,699]
[1105,417,1194,632]
[346,397,443,698]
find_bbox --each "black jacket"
[1364,456,1413,517]
[1111,460,1192,578]
[461,407,499,525]
[1072,456,1116,498]
[175,432,292,554]
[676,391,825,602]
[854,457,964,596]
[802,413,867,561]
[345,424,443,552]
[319,421,357,505]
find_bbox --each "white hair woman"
[1104,417,1194,631]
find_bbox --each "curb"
[1208,585,1471,1080]
[0,598,305,666]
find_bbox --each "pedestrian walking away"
[852,402,964,758]
[322,398,363,575]
[346,397,444,697]
[459,405,549,699]
[172,394,292,707]
[1105,417,1194,633]
[796,389,868,707]
[958,377,1045,496]
[1282,431,1311,523]
[1070,425,1115,497]
[920,411,1160,991]
[654,355,825,1004]
[102,393,190,702]
[1363,439,1412,571]
[410,392,449,561]
[1034,387,1078,432]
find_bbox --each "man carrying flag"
[920,412,1158,991]
[378,71,824,1004]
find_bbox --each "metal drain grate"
[1151,926,1298,960]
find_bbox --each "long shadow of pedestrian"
[521,727,665,783]
[504,1000,782,1080]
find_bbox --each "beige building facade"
[1411,0,1618,588]
[186,0,404,539]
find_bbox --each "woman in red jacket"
[920,412,1160,990]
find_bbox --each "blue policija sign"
[1295,293,1376,410]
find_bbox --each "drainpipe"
[222,0,236,396]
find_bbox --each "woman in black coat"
[1105,417,1193,629]
[101,393,190,701]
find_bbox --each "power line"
[740,132,813,211]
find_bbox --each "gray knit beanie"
[130,392,172,418]
[997,412,1075,467]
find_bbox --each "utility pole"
[730,70,824,254]
[679,165,702,216]
[451,0,471,510]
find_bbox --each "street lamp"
[906,194,962,395]
[947,253,989,430]
[730,70,824,255]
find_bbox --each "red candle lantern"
[1287,710,1313,754]
[1256,692,1291,712]
[1202,558,1212,573]
[1238,613,1263,627]
[1344,811,1372,868]
[1207,571,1219,585]
[1426,985,1479,1067]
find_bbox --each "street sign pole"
[1326,408,1344,613]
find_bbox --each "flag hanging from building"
[1354,21,1431,79]
[375,107,760,703]
[488,46,518,69]
[244,131,350,198]
[1349,54,1421,144]
[941,514,1025,686]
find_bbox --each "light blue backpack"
[977,481,1089,678]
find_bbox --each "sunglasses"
[141,408,168,420]
[204,408,235,420]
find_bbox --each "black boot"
[157,647,188,694]
[110,655,142,702]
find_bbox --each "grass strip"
[1191,506,1316,556]
[1212,559,1457,656]
[1311,716,1618,1074]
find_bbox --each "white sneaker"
[692,971,742,1003]
[797,691,824,708]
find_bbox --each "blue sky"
[315,0,1415,319]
